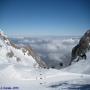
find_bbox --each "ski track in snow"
[0,64,90,90]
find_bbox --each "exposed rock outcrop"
[70,29,90,65]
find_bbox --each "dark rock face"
[70,30,90,65]
[79,30,90,49]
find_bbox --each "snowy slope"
[0,31,48,68]
[0,31,90,90]
[0,31,37,67]
[0,64,90,90]
[62,51,90,74]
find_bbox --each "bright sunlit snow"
[0,35,90,90]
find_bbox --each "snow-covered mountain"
[8,34,90,74]
[0,31,48,68]
[0,31,90,90]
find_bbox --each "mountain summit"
[0,30,48,68]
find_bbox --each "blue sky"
[0,0,90,36]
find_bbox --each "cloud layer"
[11,36,80,69]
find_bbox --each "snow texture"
[0,32,90,90]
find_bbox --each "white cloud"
[13,36,79,69]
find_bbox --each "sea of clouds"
[11,36,80,69]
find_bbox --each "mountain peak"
[0,30,48,68]
[0,29,7,38]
